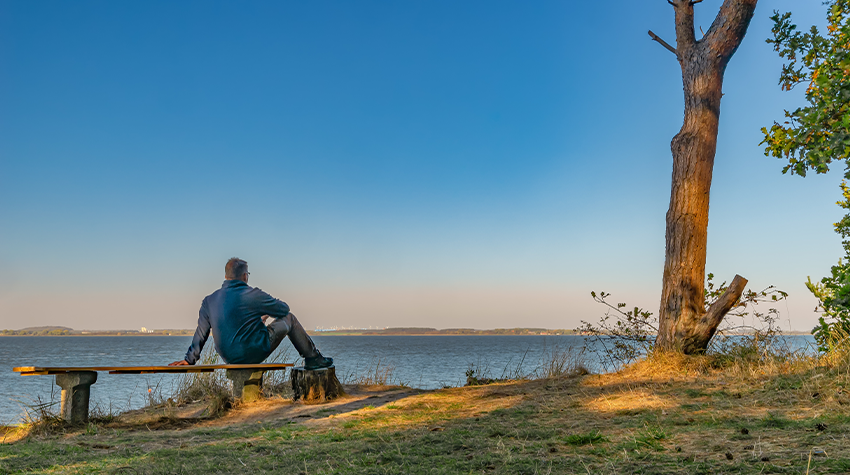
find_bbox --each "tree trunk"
[654,0,758,354]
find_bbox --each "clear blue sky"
[0,0,837,331]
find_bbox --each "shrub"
[807,184,850,351]
[580,274,788,371]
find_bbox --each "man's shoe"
[304,356,334,370]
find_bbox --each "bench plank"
[13,363,293,376]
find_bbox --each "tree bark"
[655,0,757,354]
[290,366,345,403]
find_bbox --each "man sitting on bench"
[169,257,333,370]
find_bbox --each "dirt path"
[206,385,426,427]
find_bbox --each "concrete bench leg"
[225,369,264,402]
[55,371,98,424]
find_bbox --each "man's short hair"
[225,258,248,280]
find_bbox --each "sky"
[0,0,840,332]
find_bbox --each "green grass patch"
[684,388,705,398]
[564,430,607,446]
[760,411,793,429]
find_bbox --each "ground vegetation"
[3,341,850,474]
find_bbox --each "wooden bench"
[13,364,293,424]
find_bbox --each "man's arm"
[254,288,291,319]
[171,300,211,365]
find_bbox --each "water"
[0,334,817,425]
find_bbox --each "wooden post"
[290,366,344,403]
[55,371,97,424]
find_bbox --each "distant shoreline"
[0,328,816,337]
[0,332,194,337]
[0,326,579,337]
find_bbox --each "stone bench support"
[225,369,265,402]
[55,371,98,424]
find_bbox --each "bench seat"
[13,363,293,423]
[13,363,293,375]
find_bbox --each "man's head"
[225,257,249,282]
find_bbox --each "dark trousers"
[266,312,320,359]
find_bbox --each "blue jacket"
[184,280,291,364]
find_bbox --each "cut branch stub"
[657,274,748,354]
[703,274,748,339]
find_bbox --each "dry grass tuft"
[341,358,399,386]
[14,399,66,438]
[167,344,294,417]
[585,387,674,414]
[616,350,718,379]
[0,425,28,444]
[172,359,234,418]
[816,332,850,369]
[6,397,120,441]
[467,342,590,386]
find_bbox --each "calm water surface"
[0,335,816,425]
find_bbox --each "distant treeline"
[1,327,74,336]
[0,326,194,336]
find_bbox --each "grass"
[466,343,589,386]
[341,358,399,386]
[564,430,607,446]
[162,343,296,417]
[4,339,850,473]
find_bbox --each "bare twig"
[648,30,678,57]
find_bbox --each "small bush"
[465,365,500,386]
[806,182,850,352]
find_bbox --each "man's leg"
[266,313,320,359]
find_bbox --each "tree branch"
[671,0,697,55]
[703,0,758,65]
[648,30,678,57]
[703,274,748,340]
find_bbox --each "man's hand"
[169,360,190,366]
